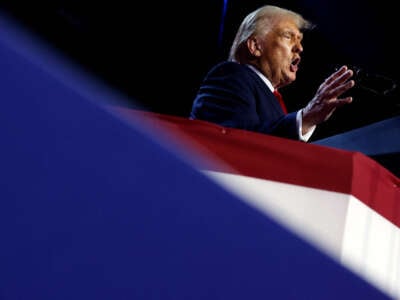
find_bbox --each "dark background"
[1,0,399,141]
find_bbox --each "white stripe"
[342,199,400,299]
[203,170,400,299]
[203,170,349,258]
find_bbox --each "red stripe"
[109,107,400,228]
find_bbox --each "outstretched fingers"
[302,65,356,128]
[330,80,355,102]
[323,65,348,86]
[323,66,355,99]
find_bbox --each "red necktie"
[273,89,288,114]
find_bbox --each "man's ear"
[247,37,262,57]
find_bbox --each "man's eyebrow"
[282,28,304,39]
[281,28,303,39]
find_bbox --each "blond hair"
[228,5,314,62]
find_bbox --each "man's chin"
[283,74,296,85]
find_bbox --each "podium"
[313,116,400,177]
[112,106,400,300]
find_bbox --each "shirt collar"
[246,64,274,92]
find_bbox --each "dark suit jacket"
[190,61,299,140]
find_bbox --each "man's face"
[257,17,304,88]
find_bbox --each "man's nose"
[294,41,303,53]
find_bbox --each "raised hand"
[302,65,355,134]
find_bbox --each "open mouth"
[290,57,300,72]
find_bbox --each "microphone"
[335,64,398,96]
